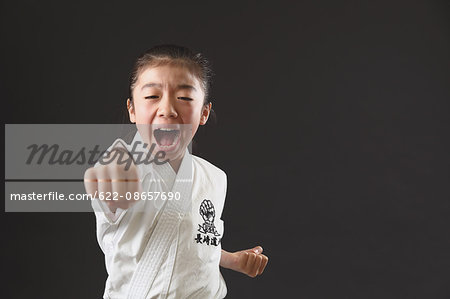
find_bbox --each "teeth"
[157,128,177,132]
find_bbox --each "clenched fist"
[220,246,269,278]
[84,148,141,213]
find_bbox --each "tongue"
[160,133,175,146]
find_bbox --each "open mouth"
[153,127,181,149]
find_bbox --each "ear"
[200,102,212,125]
[127,98,136,123]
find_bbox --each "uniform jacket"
[91,132,227,298]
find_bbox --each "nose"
[157,95,178,119]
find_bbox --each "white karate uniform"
[91,133,228,298]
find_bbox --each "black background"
[2,0,450,298]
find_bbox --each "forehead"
[136,64,202,90]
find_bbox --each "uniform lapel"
[127,148,193,299]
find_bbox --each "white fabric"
[91,132,227,298]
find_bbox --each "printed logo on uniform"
[194,199,222,246]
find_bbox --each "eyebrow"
[141,83,197,92]
[141,83,162,90]
[177,84,197,92]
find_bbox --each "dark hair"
[128,44,213,105]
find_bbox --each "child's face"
[128,64,211,159]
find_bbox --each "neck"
[168,154,184,173]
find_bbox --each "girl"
[85,45,268,299]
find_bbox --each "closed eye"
[178,97,193,101]
[144,95,160,99]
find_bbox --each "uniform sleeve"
[90,138,131,252]
[90,137,133,223]
[219,170,227,221]
[91,197,127,224]
[91,198,128,255]
[222,171,227,203]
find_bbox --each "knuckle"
[96,165,108,177]
[111,165,126,178]
[84,167,94,178]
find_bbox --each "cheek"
[178,104,202,122]
[135,103,156,123]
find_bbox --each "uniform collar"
[130,130,191,191]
